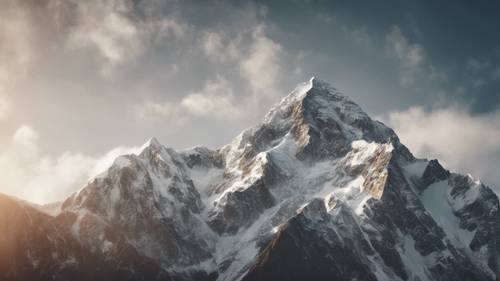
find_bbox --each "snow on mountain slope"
[1,77,500,281]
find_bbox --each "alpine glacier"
[1,78,499,281]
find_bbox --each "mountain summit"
[1,78,499,281]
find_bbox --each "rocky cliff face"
[1,78,499,281]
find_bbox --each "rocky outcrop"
[2,77,500,281]
[422,159,451,187]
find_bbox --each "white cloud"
[67,0,142,74]
[0,125,142,204]
[387,26,424,68]
[12,125,39,156]
[139,76,241,121]
[181,78,241,118]
[75,13,139,63]
[151,18,188,40]
[202,31,224,57]
[140,101,181,121]
[240,25,283,99]
[0,0,295,203]
[200,24,285,103]
[385,106,500,189]
[201,31,239,61]
[66,0,188,75]
[386,26,425,86]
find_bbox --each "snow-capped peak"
[310,76,337,90]
[264,77,367,126]
[6,77,500,281]
[265,76,338,114]
[141,137,163,151]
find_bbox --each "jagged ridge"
[1,77,499,281]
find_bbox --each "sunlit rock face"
[1,78,500,281]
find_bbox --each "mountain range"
[1,78,499,281]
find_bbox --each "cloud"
[0,125,142,204]
[0,0,33,120]
[180,78,241,118]
[65,0,188,75]
[138,76,241,121]
[466,58,491,72]
[140,23,286,123]
[201,31,241,62]
[386,26,424,69]
[66,0,142,75]
[12,125,38,155]
[201,24,285,102]
[386,26,425,86]
[462,55,500,92]
[465,56,500,81]
[148,17,188,43]
[340,24,372,49]
[385,106,500,190]
[201,31,224,58]
[240,25,283,99]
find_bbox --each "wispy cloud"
[138,76,241,122]
[385,106,500,190]
[2,0,500,202]
[240,25,284,100]
[0,125,141,204]
[201,31,242,62]
[138,22,286,122]
[200,24,286,101]
[386,26,425,86]
[466,57,491,72]
[65,0,189,76]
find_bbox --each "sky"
[1,0,500,204]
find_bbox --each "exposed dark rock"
[422,159,451,187]
[2,78,500,281]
